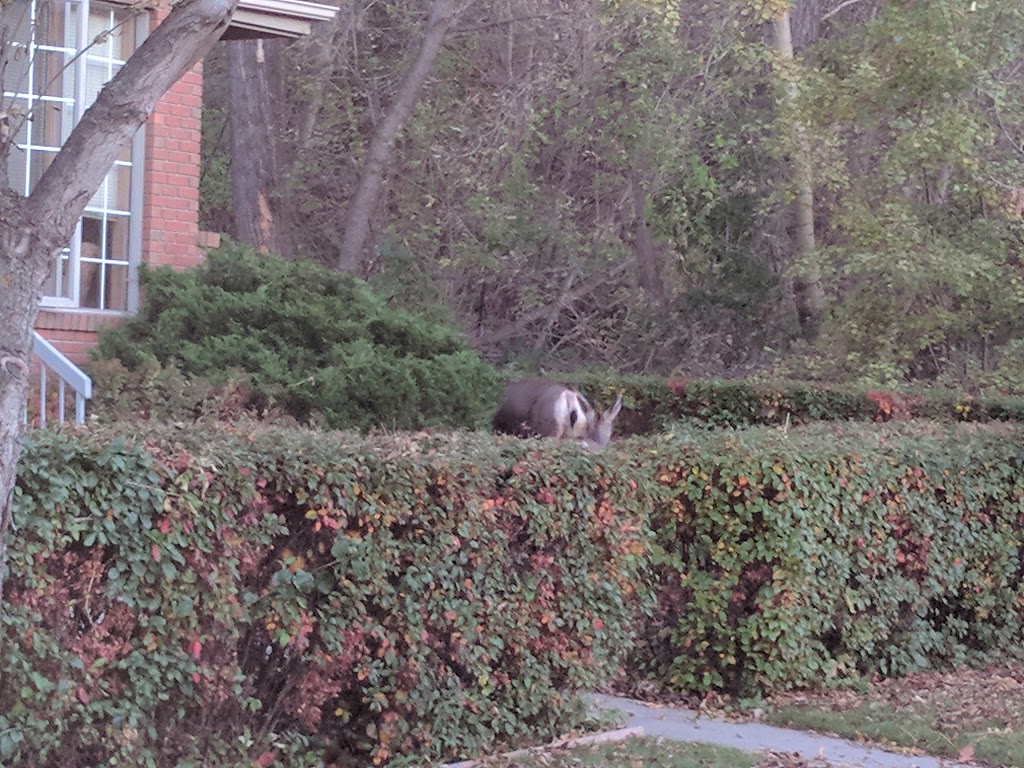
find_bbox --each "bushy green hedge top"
[4,423,653,767]
[94,241,500,431]
[559,371,1024,430]
[7,415,1024,765]
[629,419,1024,695]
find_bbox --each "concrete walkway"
[585,693,973,768]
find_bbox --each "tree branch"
[26,0,238,260]
[821,0,871,23]
[473,258,635,347]
[336,0,457,273]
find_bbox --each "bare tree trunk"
[227,37,286,254]
[335,0,457,274]
[630,168,663,299]
[773,8,824,336]
[0,0,239,604]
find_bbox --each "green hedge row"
[566,372,1024,431]
[6,420,1024,764]
[634,421,1024,695]
[2,427,652,767]
[88,359,1024,435]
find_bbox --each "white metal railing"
[29,332,93,426]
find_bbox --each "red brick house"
[7,0,335,369]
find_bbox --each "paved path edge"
[440,725,646,767]
[585,693,974,768]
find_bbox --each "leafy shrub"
[556,371,1024,433]
[3,425,653,766]
[632,421,1024,696]
[93,240,500,431]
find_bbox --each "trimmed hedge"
[562,372,1024,432]
[2,426,653,767]
[7,418,1024,765]
[633,421,1024,695]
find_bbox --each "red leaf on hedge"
[254,751,277,766]
[75,687,90,705]
[158,518,172,534]
[189,638,202,659]
[151,545,161,562]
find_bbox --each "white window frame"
[3,0,147,313]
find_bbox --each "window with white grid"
[3,0,143,311]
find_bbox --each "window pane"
[33,49,75,101]
[102,263,128,311]
[80,214,129,310]
[40,250,72,300]
[4,98,30,194]
[5,44,32,96]
[30,96,72,147]
[25,147,57,189]
[11,0,143,311]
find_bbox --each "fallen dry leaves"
[769,664,1024,734]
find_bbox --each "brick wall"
[142,4,205,273]
[34,311,121,368]
[35,4,208,363]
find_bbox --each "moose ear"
[607,393,623,419]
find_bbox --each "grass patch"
[766,665,1024,767]
[768,703,954,754]
[483,736,758,768]
[769,704,1024,766]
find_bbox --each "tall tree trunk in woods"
[0,0,238,604]
[631,168,663,299]
[773,7,824,337]
[227,36,287,254]
[336,0,457,274]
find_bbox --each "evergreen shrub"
[93,240,500,431]
[3,425,653,766]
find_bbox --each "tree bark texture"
[228,37,286,255]
[630,168,663,299]
[773,8,824,336]
[0,0,239,603]
[335,0,457,274]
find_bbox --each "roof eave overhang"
[225,0,338,40]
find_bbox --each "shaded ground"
[603,664,1024,766]
[587,693,960,768]
[768,665,1024,739]
[460,667,1024,767]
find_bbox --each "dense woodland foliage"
[201,0,1024,390]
